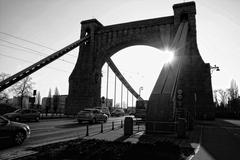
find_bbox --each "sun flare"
[163,49,175,62]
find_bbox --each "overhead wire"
[0,31,77,58]
[0,32,138,98]
[0,52,69,73]
[0,38,75,64]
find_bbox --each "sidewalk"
[85,124,202,159]
[0,124,202,160]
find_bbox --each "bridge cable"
[0,31,77,58]
[0,38,75,64]
[0,52,69,73]
[106,57,143,100]
[0,36,89,92]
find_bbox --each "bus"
[135,100,148,119]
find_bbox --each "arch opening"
[100,45,175,108]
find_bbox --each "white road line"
[187,126,203,160]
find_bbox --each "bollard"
[86,124,89,136]
[121,120,123,128]
[177,118,186,138]
[124,117,133,136]
[112,121,114,130]
[100,123,103,133]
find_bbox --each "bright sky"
[0,0,240,105]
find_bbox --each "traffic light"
[101,96,105,104]
[33,90,37,96]
[176,89,183,108]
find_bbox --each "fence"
[83,119,124,137]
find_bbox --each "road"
[0,116,125,158]
[193,119,240,160]
[2,117,240,160]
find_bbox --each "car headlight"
[25,125,31,134]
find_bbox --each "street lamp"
[139,86,143,99]
[210,65,220,75]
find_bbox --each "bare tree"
[213,90,219,107]
[36,91,41,110]
[228,79,239,100]
[53,87,60,115]
[228,79,239,111]
[216,89,229,107]
[45,88,52,116]
[0,73,10,103]
[11,76,34,109]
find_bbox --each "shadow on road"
[0,141,15,150]
[55,123,84,128]
[55,122,105,129]
[195,119,240,160]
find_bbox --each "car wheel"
[15,117,21,122]
[35,116,40,122]
[14,131,26,145]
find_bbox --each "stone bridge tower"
[65,1,214,124]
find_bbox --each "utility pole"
[114,75,116,108]
[121,83,123,108]
[106,64,109,101]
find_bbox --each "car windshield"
[0,116,8,122]
[114,109,123,112]
[97,107,108,112]
[80,109,93,113]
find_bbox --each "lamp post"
[210,65,220,75]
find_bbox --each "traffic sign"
[177,89,183,94]
[176,89,183,107]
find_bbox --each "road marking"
[187,126,203,160]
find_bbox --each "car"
[77,108,108,124]
[96,107,111,117]
[3,109,41,122]
[0,116,30,145]
[111,108,125,117]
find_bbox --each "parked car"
[96,107,111,117]
[0,116,30,145]
[111,108,125,117]
[77,108,108,124]
[3,109,41,122]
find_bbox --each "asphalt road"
[0,116,125,157]
[193,119,240,160]
[2,117,240,160]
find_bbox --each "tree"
[53,87,60,115]
[36,91,41,110]
[228,79,239,100]
[0,73,10,103]
[228,79,239,111]
[213,90,219,107]
[45,88,52,116]
[11,76,34,109]
[216,89,229,107]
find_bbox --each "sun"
[163,49,175,63]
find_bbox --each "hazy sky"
[0,0,240,105]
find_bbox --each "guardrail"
[84,119,124,137]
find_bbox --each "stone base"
[145,121,176,134]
